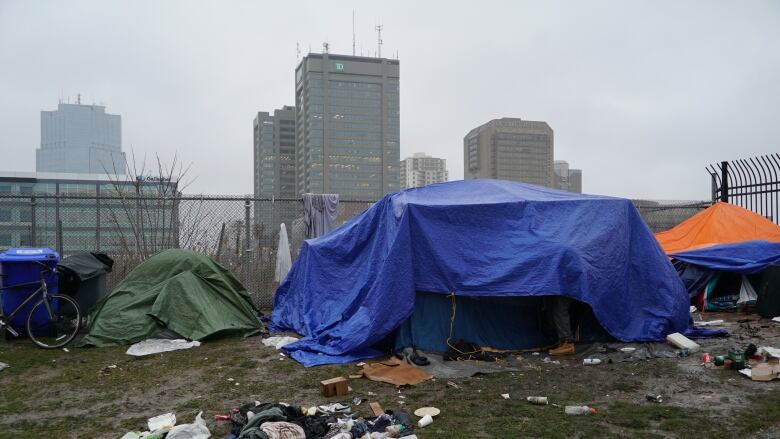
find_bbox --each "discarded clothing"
[239,407,286,439]
[260,422,305,439]
[302,193,339,239]
[126,339,201,356]
[362,357,433,386]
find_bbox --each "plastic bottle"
[583,358,602,365]
[526,396,549,405]
[564,405,596,416]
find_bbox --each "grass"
[1,336,779,438]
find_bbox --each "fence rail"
[1,193,705,308]
[707,153,780,223]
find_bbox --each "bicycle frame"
[0,278,51,337]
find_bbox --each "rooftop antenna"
[296,41,301,62]
[352,10,356,56]
[323,41,329,54]
[375,23,383,58]
[76,93,81,105]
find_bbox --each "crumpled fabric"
[275,223,292,282]
[260,422,305,439]
[302,193,339,239]
[238,407,286,439]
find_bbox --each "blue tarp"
[271,180,691,366]
[670,240,780,274]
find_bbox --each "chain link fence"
[0,193,708,308]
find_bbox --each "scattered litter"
[320,377,349,397]
[398,395,406,399]
[317,403,351,415]
[367,391,376,396]
[620,347,636,353]
[758,346,780,358]
[235,382,240,386]
[501,393,510,399]
[446,381,460,389]
[565,405,596,416]
[696,320,725,327]
[166,411,209,439]
[689,306,698,313]
[352,396,366,406]
[120,433,140,439]
[583,358,602,366]
[369,401,385,416]
[348,374,363,379]
[417,414,433,428]
[0,362,9,372]
[532,352,540,356]
[646,393,663,403]
[279,352,286,357]
[356,362,366,367]
[739,368,752,379]
[414,407,440,417]
[542,357,560,365]
[772,317,780,323]
[749,363,777,381]
[107,364,117,369]
[62,347,69,353]
[666,332,701,353]
[126,339,201,357]
[262,336,298,350]
[147,412,176,432]
[526,396,548,405]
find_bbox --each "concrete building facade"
[37,103,127,174]
[553,160,583,193]
[295,53,400,201]
[400,153,448,189]
[253,106,296,199]
[464,118,554,187]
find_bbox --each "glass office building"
[0,171,178,254]
[295,53,400,201]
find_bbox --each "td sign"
[333,62,345,71]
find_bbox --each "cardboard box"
[320,377,349,397]
[369,401,385,417]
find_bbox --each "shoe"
[549,341,575,356]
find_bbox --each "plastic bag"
[166,411,210,439]
[127,339,201,357]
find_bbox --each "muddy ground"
[1,312,779,438]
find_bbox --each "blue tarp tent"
[271,180,691,366]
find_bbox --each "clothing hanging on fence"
[275,223,292,282]
[302,193,339,240]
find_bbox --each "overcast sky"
[1,1,778,200]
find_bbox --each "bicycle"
[0,261,81,349]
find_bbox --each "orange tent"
[655,202,780,254]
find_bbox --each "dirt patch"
[1,312,779,438]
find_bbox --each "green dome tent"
[79,249,263,347]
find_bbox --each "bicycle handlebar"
[34,260,57,274]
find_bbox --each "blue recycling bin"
[0,248,59,335]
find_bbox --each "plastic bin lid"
[0,248,60,262]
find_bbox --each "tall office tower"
[37,102,126,174]
[400,152,448,189]
[253,106,297,199]
[553,160,583,193]
[463,118,553,187]
[295,53,400,200]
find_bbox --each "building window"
[0,208,10,222]
[0,233,11,246]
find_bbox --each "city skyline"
[1,2,779,200]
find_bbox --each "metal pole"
[720,161,729,203]
[56,219,64,256]
[244,198,251,291]
[30,195,36,247]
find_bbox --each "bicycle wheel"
[26,294,81,349]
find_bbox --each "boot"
[549,341,575,356]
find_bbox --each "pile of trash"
[218,400,427,438]
[122,412,210,439]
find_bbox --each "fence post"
[720,161,729,203]
[30,195,37,247]
[55,193,62,254]
[244,198,252,291]
[57,219,64,256]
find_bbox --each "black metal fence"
[1,193,705,308]
[707,153,780,223]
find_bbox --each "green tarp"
[79,249,263,347]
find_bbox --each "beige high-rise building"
[400,153,448,189]
[464,118,554,187]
